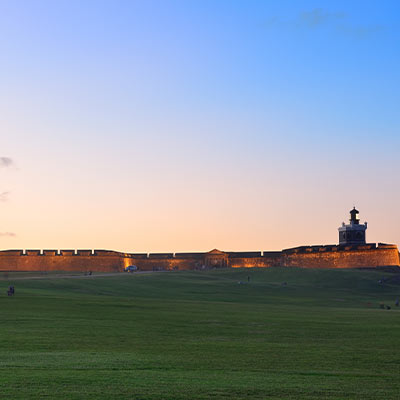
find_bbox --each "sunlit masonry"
[0,208,399,272]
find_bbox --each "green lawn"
[0,268,399,399]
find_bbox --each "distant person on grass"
[7,285,14,296]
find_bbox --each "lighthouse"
[338,207,367,245]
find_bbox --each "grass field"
[0,267,399,399]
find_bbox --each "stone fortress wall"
[279,243,399,269]
[0,250,124,272]
[0,243,398,272]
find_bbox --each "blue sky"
[1,0,399,251]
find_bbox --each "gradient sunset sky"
[1,0,399,252]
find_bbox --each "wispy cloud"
[264,8,385,39]
[0,157,14,168]
[299,9,346,28]
[0,232,16,238]
[0,192,10,202]
[337,23,385,40]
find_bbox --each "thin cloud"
[0,232,16,238]
[0,157,14,168]
[299,9,346,28]
[337,23,385,39]
[264,9,385,39]
[0,192,10,202]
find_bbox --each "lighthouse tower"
[338,207,367,245]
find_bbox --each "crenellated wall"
[0,243,398,272]
[280,244,400,269]
[228,251,282,268]
[122,253,202,271]
[0,250,124,272]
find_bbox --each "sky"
[1,0,399,253]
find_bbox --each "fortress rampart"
[280,244,400,269]
[0,250,124,272]
[0,243,398,272]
